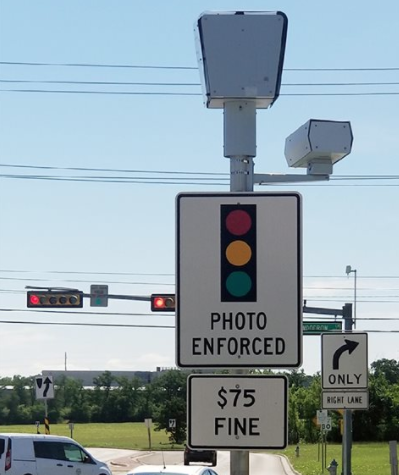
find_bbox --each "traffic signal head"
[27,291,84,308]
[151,294,176,312]
[221,204,257,302]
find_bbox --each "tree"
[371,358,399,385]
[150,370,188,444]
[111,376,145,422]
[91,371,116,422]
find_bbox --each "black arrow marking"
[43,377,52,398]
[333,339,359,370]
[36,378,43,389]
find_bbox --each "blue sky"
[0,0,398,378]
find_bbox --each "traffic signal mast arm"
[303,304,343,317]
[83,292,150,302]
[303,302,354,327]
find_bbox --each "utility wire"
[1,88,399,97]
[2,61,399,72]
[0,269,398,278]
[2,79,399,87]
[0,320,397,333]
[0,276,174,286]
[0,163,226,176]
[1,163,399,182]
[1,174,398,186]
[0,308,165,316]
[0,319,173,328]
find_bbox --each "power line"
[0,308,164,316]
[0,175,397,187]
[0,174,229,186]
[0,61,199,70]
[0,163,226,176]
[1,163,399,181]
[0,269,174,276]
[1,269,399,280]
[1,88,399,97]
[2,79,399,87]
[0,276,174,286]
[0,165,398,187]
[2,61,399,72]
[0,319,173,328]
[0,319,397,333]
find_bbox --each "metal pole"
[44,399,50,435]
[353,270,357,329]
[342,303,353,475]
[325,431,327,468]
[224,100,256,475]
[389,440,398,475]
[148,426,152,450]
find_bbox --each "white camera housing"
[284,120,353,175]
[195,11,288,109]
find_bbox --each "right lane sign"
[322,332,368,390]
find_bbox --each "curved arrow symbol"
[333,339,359,370]
[43,377,52,398]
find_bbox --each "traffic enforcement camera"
[27,290,84,308]
[150,294,176,312]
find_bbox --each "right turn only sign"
[322,332,368,390]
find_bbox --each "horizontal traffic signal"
[151,294,176,312]
[27,291,84,308]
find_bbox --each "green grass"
[0,422,179,450]
[281,442,393,475]
[0,424,394,474]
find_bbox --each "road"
[88,449,299,475]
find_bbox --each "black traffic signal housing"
[151,294,176,312]
[27,290,84,308]
[220,204,257,302]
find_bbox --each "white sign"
[321,417,332,432]
[317,409,328,424]
[144,418,152,428]
[169,419,176,428]
[322,390,369,410]
[322,332,368,390]
[187,374,287,450]
[177,192,302,368]
[35,375,54,400]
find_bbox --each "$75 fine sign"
[187,374,288,450]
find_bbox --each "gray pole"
[389,440,398,475]
[224,100,256,475]
[342,303,353,475]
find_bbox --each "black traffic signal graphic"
[27,290,84,308]
[221,204,257,302]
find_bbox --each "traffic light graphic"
[151,294,176,312]
[221,204,257,302]
[27,291,84,308]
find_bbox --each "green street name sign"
[303,321,342,335]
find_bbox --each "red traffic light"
[29,294,41,306]
[151,294,176,312]
[27,291,84,308]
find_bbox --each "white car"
[128,465,219,475]
[0,433,112,475]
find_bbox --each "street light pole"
[345,266,357,328]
